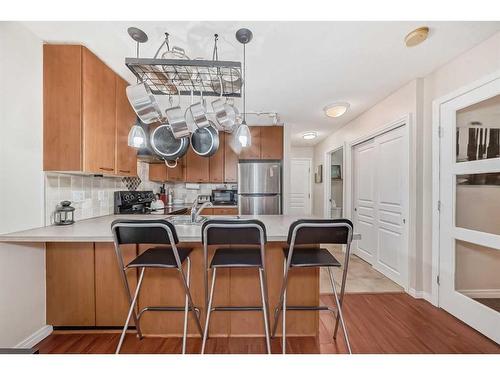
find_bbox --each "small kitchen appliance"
[114,191,155,214]
[211,189,238,206]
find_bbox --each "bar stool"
[271,219,354,354]
[111,219,203,354]
[201,219,271,354]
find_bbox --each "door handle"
[354,207,357,211]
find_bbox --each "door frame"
[431,69,500,307]
[290,157,313,215]
[323,146,346,219]
[346,115,413,292]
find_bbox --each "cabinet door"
[82,47,116,174]
[201,208,213,215]
[224,133,238,182]
[186,147,210,182]
[115,76,137,176]
[209,133,225,183]
[238,126,261,159]
[260,126,284,159]
[95,243,137,326]
[212,207,238,215]
[46,242,95,326]
[167,156,186,182]
[149,163,167,182]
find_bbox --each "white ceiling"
[22,21,500,145]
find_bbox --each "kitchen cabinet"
[43,44,138,176]
[115,76,138,177]
[224,133,238,182]
[46,242,95,326]
[149,156,186,182]
[185,147,210,183]
[212,207,238,215]
[209,132,225,183]
[238,126,261,159]
[95,243,137,326]
[260,126,284,159]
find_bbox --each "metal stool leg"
[116,267,146,354]
[333,248,350,340]
[117,253,143,339]
[181,257,191,354]
[258,268,271,354]
[327,267,351,354]
[201,268,217,354]
[178,259,204,338]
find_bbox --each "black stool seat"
[210,248,263,268]
[127,246,193,268]
[283,247,341,268]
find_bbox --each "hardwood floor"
[36,293,500,354]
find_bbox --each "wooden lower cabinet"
[95,243,137,326]
[212,207,238,215]
[46,242,96,326]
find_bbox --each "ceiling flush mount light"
[405,27,429,47]
[302,132,317,140]
[324,102,350,118]
[127,123,146,148]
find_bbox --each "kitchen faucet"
[190,198,213,223]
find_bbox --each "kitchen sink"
[167,215,208,225]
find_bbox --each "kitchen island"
[0,215,359,338]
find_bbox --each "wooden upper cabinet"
[82,48,116,174]
[209,132,225,183]
[43,45,82,171]
[115,76,137,176]
[260,126,284,159]
[224,133,238,182]
[149,156,185,182]
[186,147,210,182]
[238,126,261,160]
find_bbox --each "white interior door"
[289,158,312,215]
[439,77,500,344]
[352,125,408,287]
[353,139,377,265]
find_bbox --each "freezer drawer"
[238,161,281,194]
[238,194,281,215]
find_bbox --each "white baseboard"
[408,288,433,303]
[458,289,500,299]
[15,325,53,349]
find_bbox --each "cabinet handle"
[119,169,131,173]
[99,167,114,171]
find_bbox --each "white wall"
[311,31,500,297]
[0,22,47,347]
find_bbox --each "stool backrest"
[201,219,267,246]
[111,219,179,245]
[287,219,353,246]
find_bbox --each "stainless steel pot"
[150,124,189,166]
[190,121,219,157]
[211,95,239,133]
[164,93,190,139]
[185,91,210,130]
[210,67,243,95]
[126,82,163,124]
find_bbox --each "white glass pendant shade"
[235,123,251,148]
[127,124,146,149]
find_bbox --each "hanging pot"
[164,92,190,139]
[150,124,189,167]
[210,66,243,95]
[211,76,239,133]
[185,90,210,130]
[126,82,163,124]
[191,121,220,157]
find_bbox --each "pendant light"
[127,27,148,149]
[234,28,253,149]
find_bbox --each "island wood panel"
[95,243,137,326]
[115,76,138,177]
[43,44,82,171]
[46,242,95,326]
[82,47,117,174]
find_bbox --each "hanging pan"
[211,76,239,133]
[191,120,220,157]
[164,92,190,139]
[126,81,163,124]
[150,124,189,168]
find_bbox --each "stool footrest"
[278,305,337,312]
[138,306,200,320]
[212,306,263,312]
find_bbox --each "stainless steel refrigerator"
[238,160,282,215]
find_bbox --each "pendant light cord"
[243,42,246,123]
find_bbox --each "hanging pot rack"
[125,32,242,97]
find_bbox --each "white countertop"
[0,214,361,243]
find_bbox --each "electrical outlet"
[71,190,85,202]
